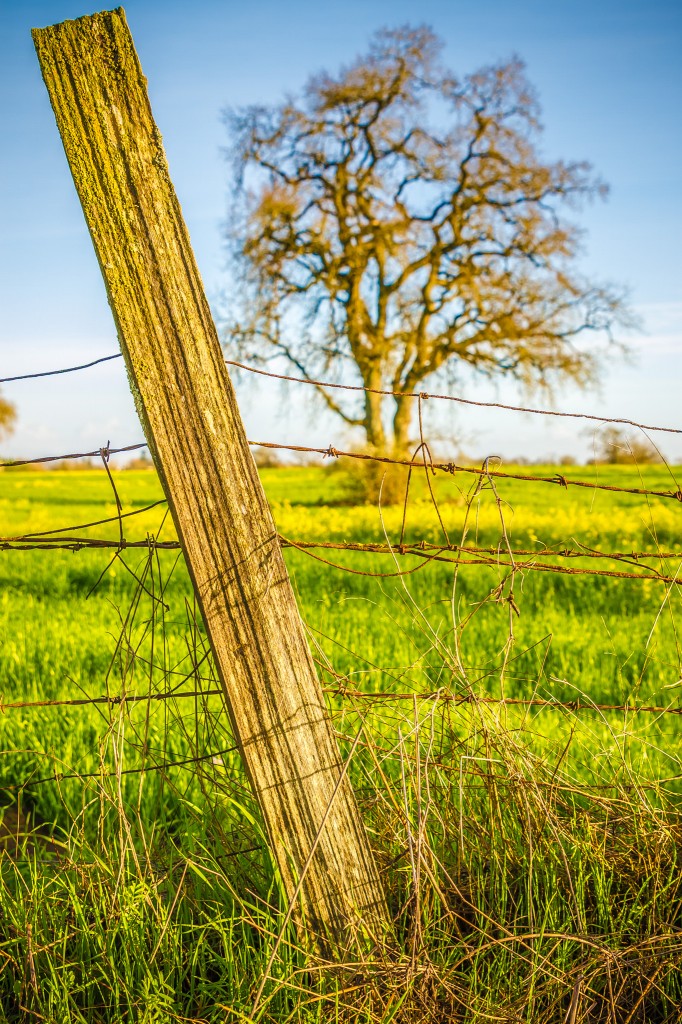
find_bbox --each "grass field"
[0,462,681,1022]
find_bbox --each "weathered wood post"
[33,8,387,952]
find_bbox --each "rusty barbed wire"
[3,499,682,565]
[4,738,673,800]
[3,527,682,587]
[2,369,681,743]
[2,532,682,586]
[226,359,682,437]
[3,349,681,435]
[0,538,177,551]
[330,727,682,797]
[0,687,222,713]
[324,686,682,717]
[286,537,682,564]
[253,441,682,501]
[280,536,679,585]
[280,535,682,586]
[4,436,681,502]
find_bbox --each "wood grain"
[32,7,387,952]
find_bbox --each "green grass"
[0,463,681,1022]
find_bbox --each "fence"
[2,10,680,1016]
[3,324,682,1021]
[3,348,682,717]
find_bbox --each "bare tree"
[224,26,632,452]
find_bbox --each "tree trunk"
[392,394,415,454]
[363,374,387,451]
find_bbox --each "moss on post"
[32,7,388,954]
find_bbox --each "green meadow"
[0,463,681,1022]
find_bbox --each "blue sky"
[1,0,680,463]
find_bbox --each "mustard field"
[0,463,680,1022]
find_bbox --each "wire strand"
[0,353,123,384]
[3,531,682,585]
[227,359,682,436]
[3,349,680,436]
[1,442,146,468]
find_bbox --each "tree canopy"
[224,26,631,452]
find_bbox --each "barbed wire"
[286,538,682,564]
[324,686,682,717]
[2,356,682,749]
[280,536,682,585]
[2,657,677,730]
[254,441,682,501]
[1,442,147,468]
[0,539,177,552]
[226,359,682,437]
[3,349,680,437]
[2,531,681,586]
[5,681,677,719]
[331,726,682,796]
[3,436,681,502]
[332,728,682,802]
[3,531,681,563]
[1,472,680,567]
[0,687,222,713]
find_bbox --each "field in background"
[0,465,681,1021]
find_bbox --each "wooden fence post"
[32,8,388,953]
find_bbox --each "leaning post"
[32,8,388,953]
